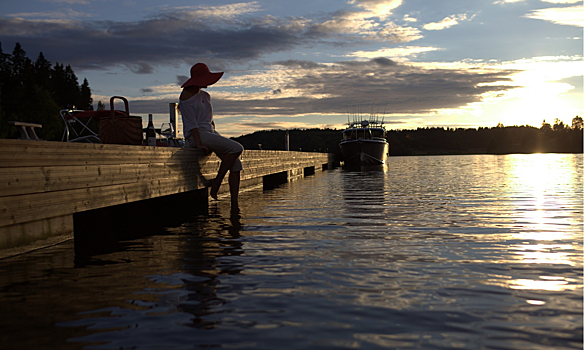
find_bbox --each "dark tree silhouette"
[571,116,582,131]
[0,42,93,140]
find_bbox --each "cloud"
[524,5,583,27]
[176,75,189,86]
[129,61,154,74]
[423,13,475,31]
[273,60,326,69]
[306,9,421,43]
[402,14,418,22]
[348,46,441,59]
[7,9,93,19]
[0,4,423,71]
[170,2,262,20]
[371,57,398,66]
[309,11,378,36]
[42,0,90,4]
[0,15,304,70]
[348,0,403,18]
[0,17,83,36]
[129,58,517,123]
[123,56,525,137]
[211,59,516,116]
[493,0,524,4]
[541,0,581,3]
[378,22,423,42]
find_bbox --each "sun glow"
[481,155,584,292]
[487,56,583,127]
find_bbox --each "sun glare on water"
[484,154,583,292]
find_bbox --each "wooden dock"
[0,139,334,256]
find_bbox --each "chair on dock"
[60,108,130,143]
[60,107,102,143]
[8,121,43,140]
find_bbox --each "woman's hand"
[190,128,210,154]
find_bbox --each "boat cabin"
[342,127,386,141]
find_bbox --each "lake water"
[0,154,582,350]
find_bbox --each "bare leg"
[229,170,241,213]
[210,152,242,199]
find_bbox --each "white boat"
[339,119,389,166]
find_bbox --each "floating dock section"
[0,139,334,255]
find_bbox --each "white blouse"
[179,90,214,139]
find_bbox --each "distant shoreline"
[232,125,583,156]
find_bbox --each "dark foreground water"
[0,154,582,350]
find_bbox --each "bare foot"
[230,203,240,215]
[230,206,241,221]
[210,178,221,199]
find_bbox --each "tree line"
[233,129,342,153]
[0,42,93,140]
[233,118,583,156]
[387,119,582,155]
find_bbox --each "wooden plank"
[0,162,217,197]
[0,148,190,168]
[0,140,193,167]
[0,140,329,168]
[0,176,205,226]
[0,140,329,161]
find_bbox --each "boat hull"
[339,139,389,166]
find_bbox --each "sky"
[0,0,582,138]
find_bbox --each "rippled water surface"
[1,154,582,349]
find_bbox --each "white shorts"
[186,129,243,172]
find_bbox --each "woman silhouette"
[179,63,243,213]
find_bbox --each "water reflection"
[0,154,581,349]
[505,154,582,238]
[497,154,583,292]
[175,210,244,329]
[509,277,580,291]
[341,165,388,225]
[50,208,248,348]
[512,243,575,265]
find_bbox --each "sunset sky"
[0,0,582,137]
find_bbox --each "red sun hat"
[181,63,224,88]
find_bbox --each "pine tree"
[9,43,31,79]
[571,116,582,131]
[80,78,93,110]
[34,52,52,89]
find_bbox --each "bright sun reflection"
[509,277,580,292]
[511,244,576,266]
[506,154,581,242]
[485,155,584,292]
